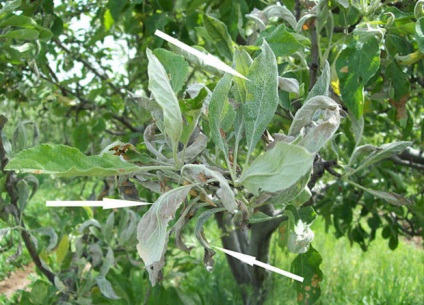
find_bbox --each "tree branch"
[0,116,56,285]
[53,38,124,97]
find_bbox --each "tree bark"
[216,205,286,305]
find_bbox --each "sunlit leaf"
[4,144,143,177]
[147,48,183,154]
[238,142,314,195]
[336,35,380,118]
[243,40,279,158]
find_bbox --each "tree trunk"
[215,205,286,305]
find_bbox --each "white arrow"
[154,30,249,80]
[46,198,152,209]
[213,246,304,282]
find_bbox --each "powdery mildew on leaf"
[147,48,183,152]
[238,142,314,195]
[136,185,192,285]
[242,40,279,158]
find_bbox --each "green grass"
[265,218,424,305]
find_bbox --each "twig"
[0,116,56,285]
[53,39,124,96]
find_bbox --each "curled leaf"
[136,185,192,285]
[181,164,237,212]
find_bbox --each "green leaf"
[95,276,120,300]
[336,35,380,118]
[147,48,183,156]
[55,234,69,266]
[72,123,89,152]
[0,28,39,40]
[137,185,192,285]
[415,17,424,53]
[107,0,127,21]
[103,9,114,31]
[203,14,234,61]
[153,48,189,94]
[16,179,29,211]
[242,40,279,159]
[0,15,37,28]
[209,73,234,159]
[256,25,305,57]
[4,144,143,177]
[291,246,323,305]
[182,164,237,212]
[306,61,330,101]
[238,142,315,195]
[0,0,22,18]
[361,188,413,207]
[353,141,412,173]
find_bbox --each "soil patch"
[0,263,35,299]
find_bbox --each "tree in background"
[1,0,423,304]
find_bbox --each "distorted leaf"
[36,227,58,252]
[5,144,143,177]
[178,133,208,162]
[182,164,237,212]
[238,142,314,195]
[289,95,339,137]
[298,101,341,153]
[195,208,227,270]
[264,4,297,29]
[243,40,279,158]
[95,276,120,300]
[147,48,183,153]
[143,123,168,162]
[136,185,192,285]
